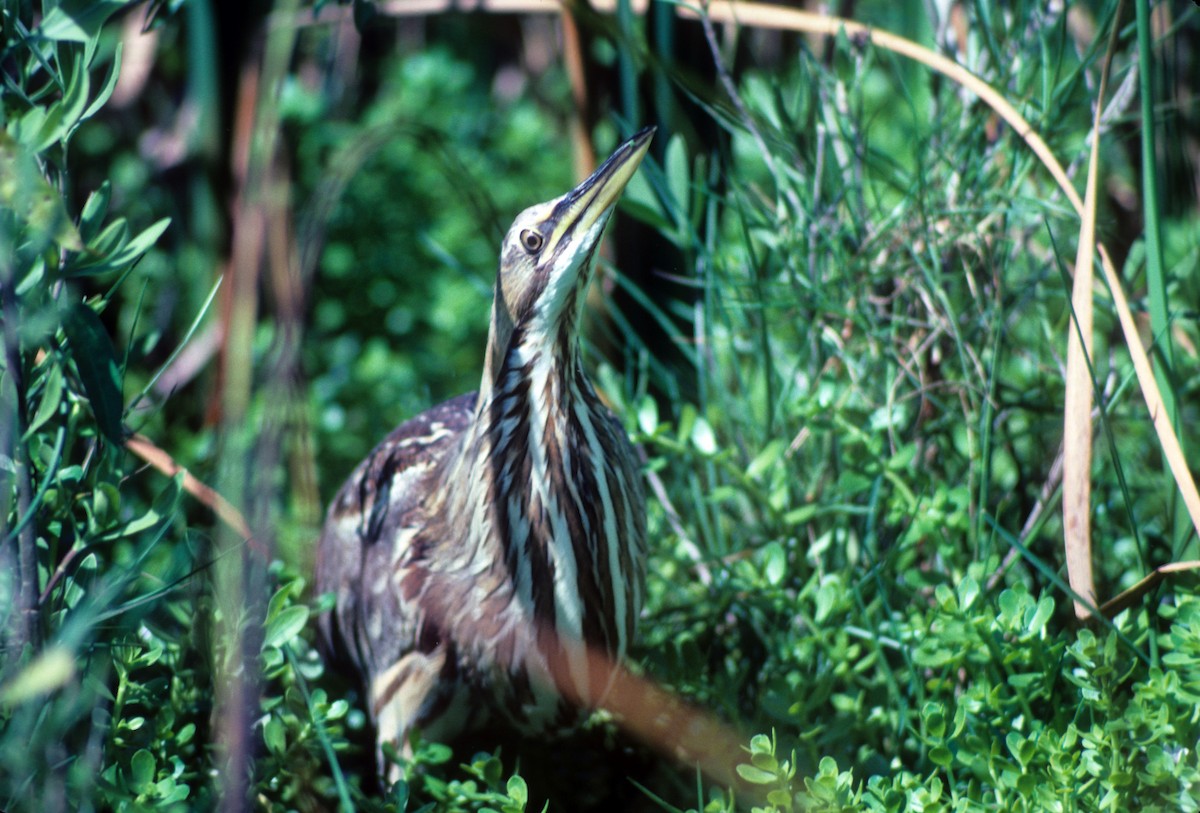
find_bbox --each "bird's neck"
[451,308,635,714]
[478,302,586,411]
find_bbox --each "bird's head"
[483,126,655,388]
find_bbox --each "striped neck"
[478,241,594,411]
[465,318,630,705]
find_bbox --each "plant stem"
[0,271,40,658]
[1135,0,1187,554]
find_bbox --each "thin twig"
[644,467,711,586]
[124,433,260,551]
[1099,560,1200,619]
[986,449,1064,594]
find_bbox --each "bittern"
[316,127,654,774]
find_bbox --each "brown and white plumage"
[315,128,654,774]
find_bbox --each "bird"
[316,126,654,778]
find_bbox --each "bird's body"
[316,129,654,772]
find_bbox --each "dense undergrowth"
[2,1,1199,811]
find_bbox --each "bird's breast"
[440,350,645,718]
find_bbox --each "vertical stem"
[0,267,39,660]
[212,1,298,808]
[561,7,595,181]
[616,0,639,126]
[650,0,673,135]
[1134,0,1186,553]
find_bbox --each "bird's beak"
[547,126,655,253]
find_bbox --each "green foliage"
[387,742,537,813]
[617,3,1199,810]
[0,1,191,806]
[699,597,1200,813]
[2,1,1199,812]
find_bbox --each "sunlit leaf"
[0,132,83,250]
[735,763,777,785]
[690,416,716,455]
[0,647,76,705]
[263,605,309,651]
[23,359,65,440]
[37,0,128,43]
[130,749,155,790]
[78,43,123,127]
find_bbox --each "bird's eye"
[519,229,544,254]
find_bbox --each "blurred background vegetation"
[2,0,1199,810]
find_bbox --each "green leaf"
[957,574,980,611]
[619,197,672,234]
[621,168,672,233]
[79,181,112,242]
[263,605,309,651]
[85,217,130,258]
[130,748,155,790]
[762,541,786,587]
[735,763,778,785]
[157,777,190,803]
[750,748,778,772]
[815,578,839,623]
[922,701,946,739]
[664,133,689,231]
[690,416,716,455]
[23,359,64,440]
[1006,731,1035,768]
[263,716,286,755]
[78,42,123,127]
[63,552,97,608]
[267,583,293,624]
[90,481,120,529]
[0,132,83,250]
[104,217,172,268]
[106,473,180,541]
[37,0,128,43]
[421,741,453,765]
[748,733,772,754]
[934,583,956,611]
[61,302,125,445]
[0,646,76,705]
[390,779,410,809]
[767,789,792,808]
[677,403,697,444]
[325,699,349,720]
[67,217,170,276]
[1028,595,1055,635]
[637,395,658,436]
[747,439,785,480]
[783,504,817,526]
[43,46,91,146]
[24,100,66,154]
[929,745,953,769]
[506,775,528,807]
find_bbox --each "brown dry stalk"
[125,433,254,544]
[1100,560,1200,619]
[1063,2,1124,621]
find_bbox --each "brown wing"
[315,392,477,685]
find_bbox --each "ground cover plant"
[1,0,1198,811]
